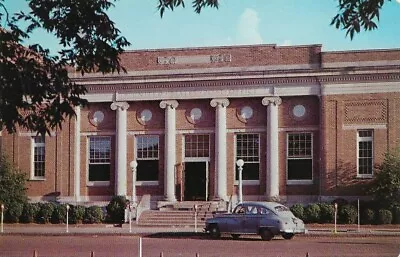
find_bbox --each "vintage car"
[204,202,307,241]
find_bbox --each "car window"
[246,206,258,215]
[259,207,270,215]
[274,205,290,212]
[234,206,246,214]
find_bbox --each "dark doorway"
[184,162,207,201]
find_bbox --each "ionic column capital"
[210,98,230,108]
[110,101,130,111]
[160,100,179,109]
[262,97,282,106]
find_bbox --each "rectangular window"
[357,130,373,177]
[89,136,111,182]
[236,134,260,181]
[32,136,45,179]
[287,132,313,182]
[184,134,210,158]
[136,135,159,181]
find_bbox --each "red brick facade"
[1,44,400,204]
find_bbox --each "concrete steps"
[138,202,226,227]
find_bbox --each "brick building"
[1,44,400,206]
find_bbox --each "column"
[210,98,230,201]
[110,102,130,196]
[160,100,179,202]
[74,106,81,202]
[262,96,282,200]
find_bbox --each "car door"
[227,205,246,233]
[244,205,261,233]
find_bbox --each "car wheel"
[209,224,221,239]
[260,229,273,241]
[282,233,294,240]
[231,234,240,240]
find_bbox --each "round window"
[140,109,153,122]
[92,111,104,125]
[190,108,202,121]
[293,105,306,118]
[240,106,253,120]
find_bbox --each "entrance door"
[184,162,207,201]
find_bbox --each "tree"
[369,147,400,209]
[0,155,28,222]
[157,0,390,39]
[0,0,130,135]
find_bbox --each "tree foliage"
[0,0,130,135]
[331,0,390,39]
[369,147,400,209]
[157,0,390,39]
[0,155,28,210]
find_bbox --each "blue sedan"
[205,202,307,241]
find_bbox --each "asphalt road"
[0,234,399,257]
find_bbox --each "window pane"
[236,134,260,181]
[184,134,210,158]
[137,160,159,181]
[287,159,312,180]
[357,130,373,175]
[33,136,45,178]
[137,135,159,159]
[235,163,259,180]
[288,133,312,158]
[89,164,110,181]
[89,137,111,182]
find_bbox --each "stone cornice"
[82,72,400,94]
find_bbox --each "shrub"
[318,203,335,223]
[106,196,128,223]
[377,209,393,224]
[290,204,304,220]
[369,148,400,209]
[361,208,375,225]
[392,206,400,224]
[70,205,86,224]
[20,203,40,223]
[0,155,28,222]
[84,206,104,224]
[4,201,23,223]
[51,204,68,224]
[338,204,357,224]
[37,202,56,223]
[304,204,321,223]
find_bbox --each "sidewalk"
[1,223,400,237]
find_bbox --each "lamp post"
[130,160,138,205]
[1,204,4,233]
[66,204,70,233]
[236,159,244,203]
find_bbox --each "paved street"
[0,234,399,257]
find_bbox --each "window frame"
[235,133,260,185]
[87,136,111,186]
[357,129,374,178]
[31,136,46,180]
[286,132,313,185]
[135,135,160,186]
[184,134,210,158]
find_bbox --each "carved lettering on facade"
[157,56,176,65]
[210,54,232,63]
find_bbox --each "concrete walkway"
[1,223,400,237]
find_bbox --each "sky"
[3,0,400,52]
